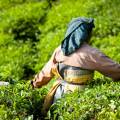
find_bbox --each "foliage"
[50,80,120,120]
[0,2,48,42]
[0,40,36,81]
[0,0,120,119]
[0,0,51,12]
[87,0,120,38]
[92,34,120,62]
[0,81,48,120]
[0,1,49,81]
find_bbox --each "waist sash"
[42,63,94,114]
[58,63,94,84]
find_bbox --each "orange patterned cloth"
[42,80,61,114]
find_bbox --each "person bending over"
[31,17,120,114]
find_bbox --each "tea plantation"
[0,0,120,119]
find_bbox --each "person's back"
[55,43,120,80]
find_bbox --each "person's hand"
[31,74,41,89]
[30,80,34,89]
[31,73,45,89]
[31,74,38,88]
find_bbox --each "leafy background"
[0,0,120,119]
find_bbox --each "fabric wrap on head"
[61,17,95,56]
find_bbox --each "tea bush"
[0,2,48,42]
[42,0,120,41]
[92,34,120,62]
[87,0,120,38]
[0,1,49,81]
[0,0,51,12]
[0,0,120,119]
[0,40,36,81]
[0,81,48,120]
[49,80,120,120]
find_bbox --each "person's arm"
[85,48,120,81]
[32,48,57,88]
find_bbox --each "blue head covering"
[61,17,95,56]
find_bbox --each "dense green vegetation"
[0,0,120,119]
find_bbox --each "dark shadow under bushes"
[0,2,49,43]
[11,19,41,42]
[87,77,112,88]
[22,65,35,80]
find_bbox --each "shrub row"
[0,81,48,120]
[49,79,120,120]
